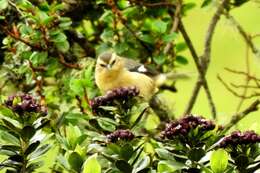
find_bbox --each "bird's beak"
[107,64,112,69]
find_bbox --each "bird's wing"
[121,57,159,77]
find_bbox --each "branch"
[58,53,81,69]
[217,75,260,99]
[163,0,181,54]
[202,0,230,67]
[179,21,217,118]
[129,0,176,8]
[1,25,45,51]
[223,11,258,54]
[223,99,260,133]
[225,68,260,81]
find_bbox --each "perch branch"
[223,99,260,133]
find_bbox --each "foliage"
[0,0,259,173]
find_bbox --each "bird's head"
[96,52,124,75]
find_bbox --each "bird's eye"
[100,64,106,67]
[111,59,116,66]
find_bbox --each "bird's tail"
[154,72,192,87]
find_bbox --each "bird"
[95,51,189,100]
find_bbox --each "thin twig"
[236,45,250,112]
[163,0,181,54]
[224,68,260,81]
[223,11,258,54]
[1,25,45,51]
[130,1,176,8]
[28,61,45,105]
[217,75,260,99]
[223,99,260,133]
[230,83,259,89]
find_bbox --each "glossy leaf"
[115,160,132,173]
[82,154,101,173]
[68,152,84,172]
[210,149,229,173]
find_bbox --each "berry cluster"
[107,129,135,143]
[4,93,47,116]
[219,131,260,148]
[161,115,215,139]
[90,86,139,109]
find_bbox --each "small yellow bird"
[95,52,160,100]
[95,51,189,100]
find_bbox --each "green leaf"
[155,148,175,161]
[175,42,187,52]
[188,148,206,162]
[68,152,84,172]
[123,6,139,18]
[2,119,20,133]
[101,28,114,41]
[114,42,129,54]
[162,32,178,43]
[201,0,213,8]
[132,156,150,173]
[59,17,72,29]
[153,54,166,65]
[21,126,36,142]
[121,144,134,160]
[0,0,8,11]
[66,124,82,149]
[0,106,16,119]
[140,34,155,44]
[69,78,84,96]
[115,160,132,173]
[50,32,67,42]
[0,145,20,153]
[82,154,101,173]
[55,40,70,53]
[176,55,188,65]
[30,144,51,160]
[24,141,40,156]
[182,3,196,14]
[152,19,168,34]
[30,51,48,65]
[157,160,186,173]
[210,149,229,173]
[26,161,44,172]
[97,118,116,132]
[0,131,20,145]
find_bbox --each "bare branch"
[217,75,260,99]
[223,11,258,54]
[179,21,217,118]
[224,68,260,81]
[163,0,181,54]
[223,99,260,133]
[202,0,230,67]
[58,53,81,69]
